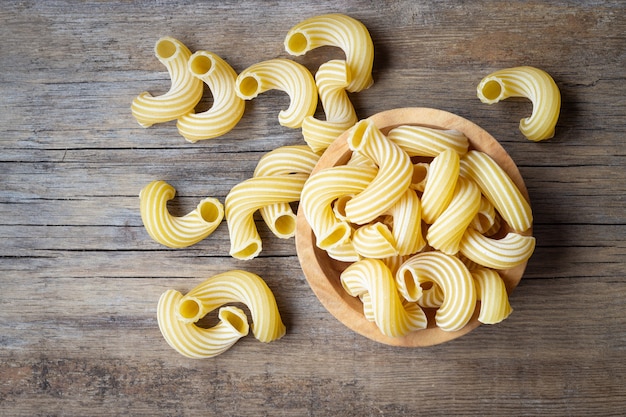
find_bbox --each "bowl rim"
[295,107,531,347]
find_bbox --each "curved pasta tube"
[386,188,426,256]
[177,270,286,343]
[139,180,224,248]
[340,259,427,337]
[284,13,374,92]
[235,58,317,128]
[176,51,245,142]
[225,174,308,260]
[253,145,321,239]
[410,163,429,192]
[421,149,460,224]
[476,66,561,141]
[397,252,477,332]
[131,37,204,127]
[387,125,469,157]
[460,150,532,233]
[426,176,481,255]
[326,240,360,262]
[344,119,413,224]
[157,290,249,359]
[472,267,513,324]
[302,59,358,152]
[470,196,498,234]
[300,165,377,250]
[352,222,398,259]
[459,228,536,270]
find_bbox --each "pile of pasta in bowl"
[131,14,560,356]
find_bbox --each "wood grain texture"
[1,1,625,416]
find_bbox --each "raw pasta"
[385,189,426,256]
[284,13,374,92]
[460,150,532,233]
[235,58,317,128]
[302,59,358,153]
[472,267,513,324]
[176,51,245,142]
[397,252,476,332]
[139,180,224,248]
[131,37,203,127]
[225,174,308,260]
[344,119,413,224]
[352,222,398,259]
[340,259,427,337]
[421,149,460,224]
[476,66,561,141]
[387,125,469,157]
[459,227,536,270]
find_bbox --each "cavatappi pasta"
[235,58,317,129]
[341,259,427,337]
[139,180,224,248]
[225,174,308,260]
[302,59,359,153]
[176,51,245,142]
[157,270,285,358]
[131,37,204,128]
[476,66,561,141]
[284,13,374,92]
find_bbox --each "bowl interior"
[295,107,531,347]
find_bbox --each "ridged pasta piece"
[477,66,561,141]
[410,163,429,192]
[386,189,426,256]
[225,174,308,260]
[352,222,398,259]
[235,58,317,128]
[157,290,249,359]
[340,259,427,337]
[139,180,224,248]
[472,267,513,324]
[344,119,413,224]
[426,177,481,255]
[470,196,497,234]
[131,37,204,127]
[397,252,476,331]
[178,270,286,343]
[253,146,321,239]
[300,165,377,250]
[326,240,360,262]
[302,59,358,152]
[387,125,469,157]
[284,13,374,92]
[459,228,536,270]
[176,51,245,142]
[460,150,532,233]
[421,149,460,224]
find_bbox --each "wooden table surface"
[2,1,625,416]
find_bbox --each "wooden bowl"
[295,107,532,347]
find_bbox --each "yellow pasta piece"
[253,145,321,239]
[300,165,377,250]
[410,162,429,192]
[459,228,536,270]
[386,189,426,256]
[477,66,561,141]
[176,51,245,142]
[302,59,358,152]
[326,240,360,262]
[460,150,532,233]
[158,290,249,359]
[397,252,476,332]
[341,259,427,337]
[139,180,224,248]
[387,125,469,157]
[225,174,308,260]
[352,222,398,259]
[421,149,460,224]
[470,196,498,234]
[235,58,317,129]
[426,176,481,255]
[284,13,374,92]
[344,119,413,224]
[472,267,513,324]
[131,37,203,127]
